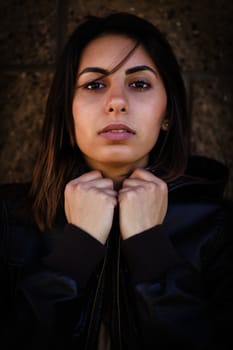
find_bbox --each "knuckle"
[154,178,167,191]
[105,178,114,188]
[160,180,168,192]
[127,189,138,200]
[64,182,72,195]
[136,185,144,193]
[96,189,110,202]
[80,182,89,191]
[147,181,156,191]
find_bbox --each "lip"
[99,123,136,134]
[98,123,136,141]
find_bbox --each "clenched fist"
[118,169,168,239]
[64,170,117,244]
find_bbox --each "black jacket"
[0,156,233,350]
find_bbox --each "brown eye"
[130,80,151,90]
[83,81,105,90]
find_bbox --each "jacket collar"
[167,155,229,200]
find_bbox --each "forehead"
[78,34,155,71]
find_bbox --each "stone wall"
[0,0,233,199]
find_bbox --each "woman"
[0,11,232,350]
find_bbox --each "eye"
[83,80,105,90]
[129,80,151,90]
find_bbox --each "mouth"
[99,123,136,134]
[98,123,136,141]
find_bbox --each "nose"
[105,86,128,115]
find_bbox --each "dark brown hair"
[31,12,190,231]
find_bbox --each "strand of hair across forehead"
[77,40,140,88]
[107,39,140,75]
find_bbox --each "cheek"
[72,110,94,154]
[143,102,166,131]
[138,87,167,119]
[72,99,85,133]
[141,101,167,144]
[73,117,87,145]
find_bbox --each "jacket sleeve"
[0,197,106,346]
[43,223,106,288]
[121,204,233,349]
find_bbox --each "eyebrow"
[78,65,158,77]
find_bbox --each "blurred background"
[0,0,233,199]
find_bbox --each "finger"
[95,188,118,207]
[81,178,115,190]
[122,178,146,188]
[68,170,103,186]
[118,187,132,194]
[129,168,167,186]
[102,189,118,197]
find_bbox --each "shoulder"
[168,155,229,203]
[164,155,233,266]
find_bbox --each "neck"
[85,160,148,190]
[100,166,135,190]
[86,158,148,190]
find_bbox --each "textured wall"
[0,0,233,199]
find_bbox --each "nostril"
[108,106,127,113]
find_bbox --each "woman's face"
[72,34,167,173]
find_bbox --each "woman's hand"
[118,169,168,240]
[64,170,117,244]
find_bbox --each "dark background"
[0,0,233,199]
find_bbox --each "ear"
[161,119,169,131]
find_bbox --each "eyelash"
[83,81,105,90]
[130,80,151,90]
[82,80,151,91]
